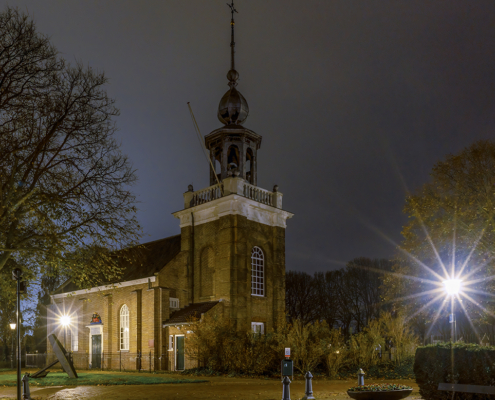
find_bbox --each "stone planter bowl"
[347,389,413,400]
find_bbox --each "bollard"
[22,373,31,400]
[282,375,291,400]
[357,368,365,386]
[302,371,315,400]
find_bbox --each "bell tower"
[205,1,260,186]
[173,1,293,332]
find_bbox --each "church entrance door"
[176,336,184,370]
[92,335,102,369]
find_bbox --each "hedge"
[414,343,495,400]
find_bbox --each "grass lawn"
[0,372,207,387]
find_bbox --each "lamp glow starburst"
[443,279,462,296]
[60,315,71,326]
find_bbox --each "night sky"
[9,1,495,274]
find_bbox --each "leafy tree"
[384,140,495,338]
[0,7,141,289]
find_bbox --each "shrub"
[414,343,495,400]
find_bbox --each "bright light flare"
[443,279,462,296]
[60,315,71,326]
[9,323,16,330]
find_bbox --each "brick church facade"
[47,3,293,371]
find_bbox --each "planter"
[347,389,413,400]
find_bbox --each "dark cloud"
[9,0,495,273]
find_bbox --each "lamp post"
[9,323,16,369]
[443,279,462,342]
[11,267,24,400]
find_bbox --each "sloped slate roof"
[163,301,220,325]
[55,234,181,294]
[119,234,181,281]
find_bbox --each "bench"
[438,383,495,395]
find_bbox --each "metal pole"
[17,277,21,400]
[11,331,14,369]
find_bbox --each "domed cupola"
[218,69,249,125]
[217,2,249,125]
[205,1,261,186]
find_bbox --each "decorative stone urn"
[347,384,413,400]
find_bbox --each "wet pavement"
[0,372,422,400]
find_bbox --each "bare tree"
[285,271,320,325]
[0,8,141,289]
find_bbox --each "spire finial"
[226,1,239,87]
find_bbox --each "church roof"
[54,234,182,294]
[163,301,220,325]
[119,234,181,282]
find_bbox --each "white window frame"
[251,246,265,296]
[251,322,264,334]
[168,335,174,351]
[170,298,179,309]
[120,304,130,351]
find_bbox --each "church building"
[47,2,293,371]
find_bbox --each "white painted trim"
[51,277,156,300]
[173,194,294,229]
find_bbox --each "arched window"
[71,312,78,351]
[251,247,264,296]
[227,145,240,169]
[246,148,254,184]
[120,305,129,351]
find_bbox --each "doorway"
[92,334,102,369]
[176,336,184,370]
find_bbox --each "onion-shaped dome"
[217,87,249,125]
[217,69,249,125]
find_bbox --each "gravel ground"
[0,371,422,400]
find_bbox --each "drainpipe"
[190,212,195,304]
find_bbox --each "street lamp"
[59,315,71,352]
[443,279,462,342]
[9,323,16,369]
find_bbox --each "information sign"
[285,347,290,358]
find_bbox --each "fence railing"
[23,351,161,372]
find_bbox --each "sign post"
[281,348,293,400]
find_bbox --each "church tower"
[173,1,293,332]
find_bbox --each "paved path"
[0,373,422,400]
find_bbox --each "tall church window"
[71,312,78,351]
[251,247,264,296]
[120,304,129,351]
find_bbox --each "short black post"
[302,371,315,400]
[21,373,31,400]
[282,375,291,400]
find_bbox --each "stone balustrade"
[183,177,283,209]
[243,182,273,206]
